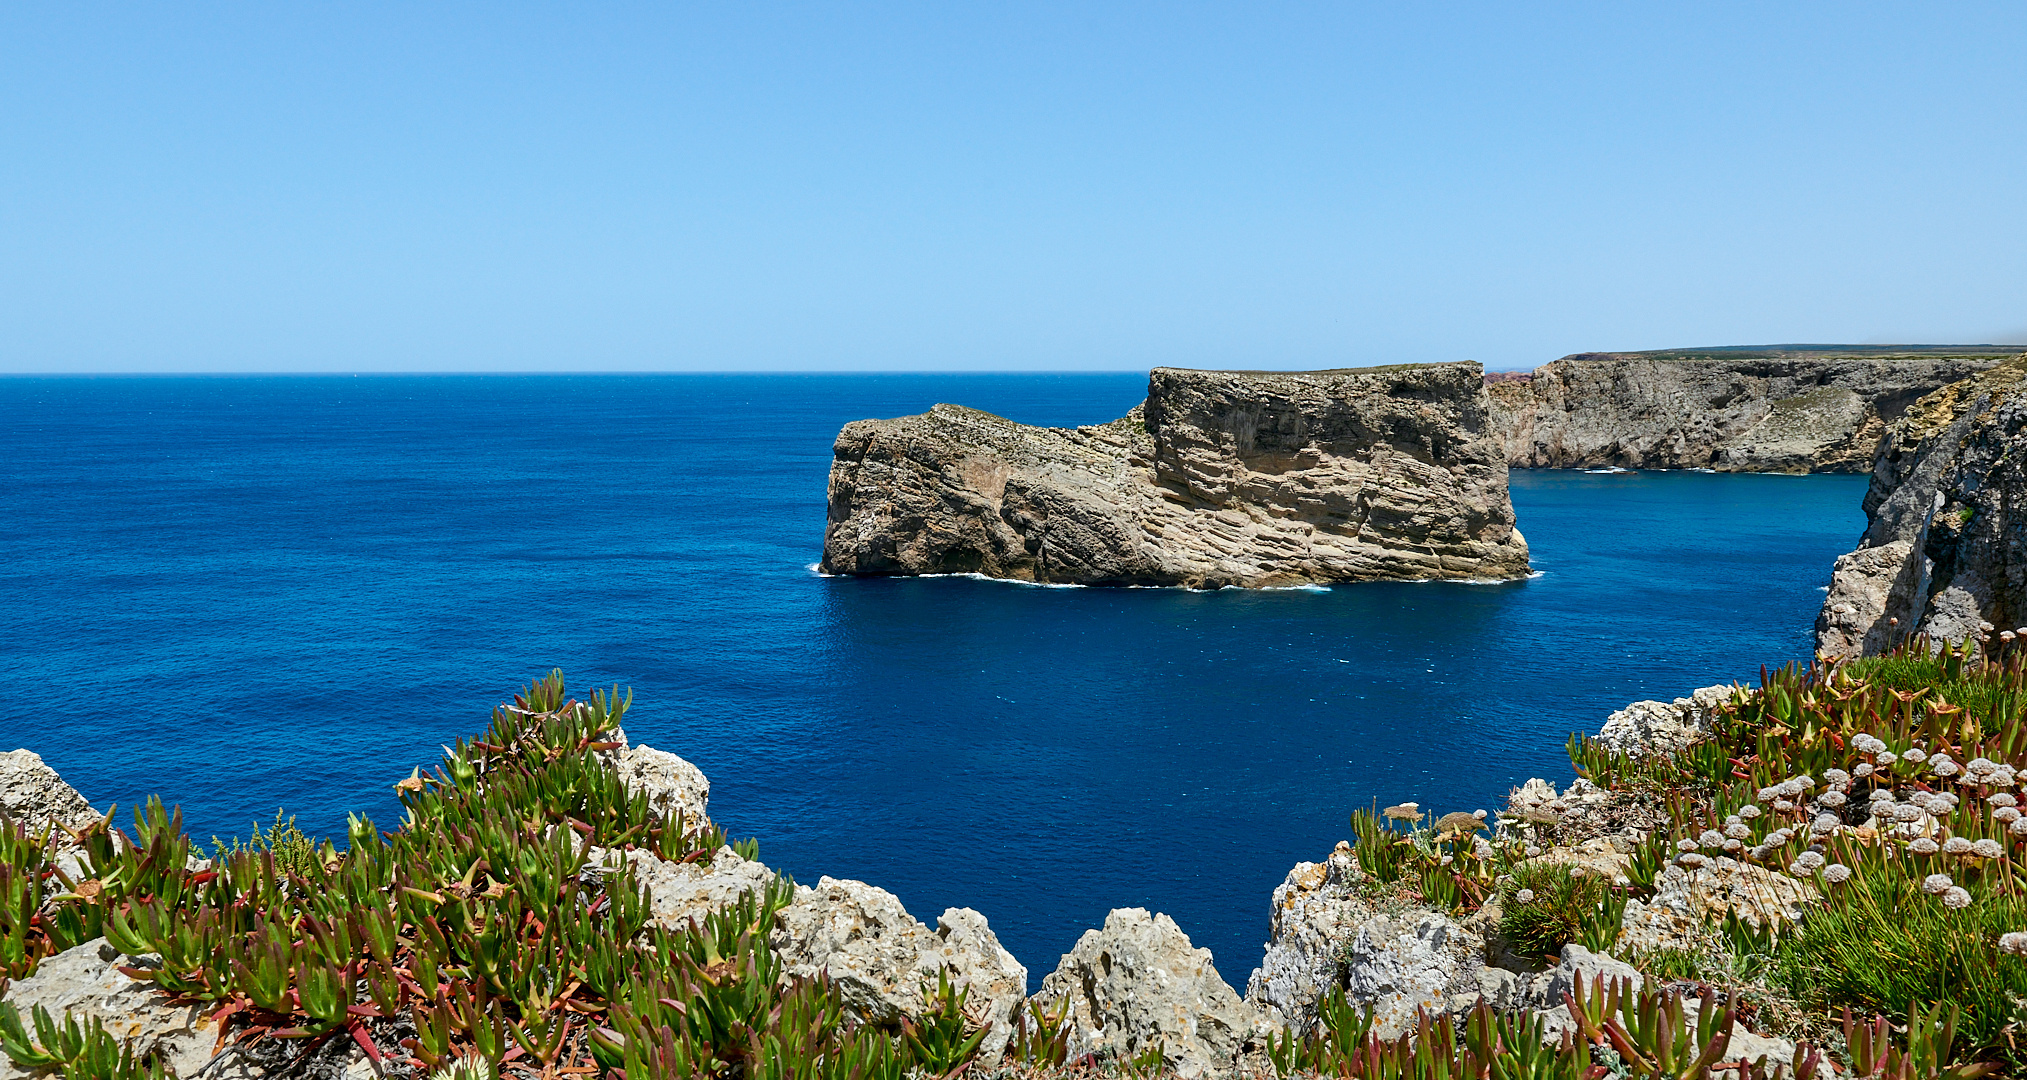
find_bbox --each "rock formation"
[1815,355,2027,659]
[1038,908,1265,1078]
[821,363,1530,588]
[1488,347,2013,473]
[773,877,1029,1063]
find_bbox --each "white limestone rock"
[1594,685,1737,757]
[1243,841,1362,1031]
[1543,944,1642,1007]
[0,750,100,839]
[1040,908,1264,1079]
[773,877,1027,1063]
[623,845,779,930]
[613,744,712,831]
[0,938,251,1080]
[1341,910,1484,1039]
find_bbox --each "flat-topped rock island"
[819,362,1531,588]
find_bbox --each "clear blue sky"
[4,4,2023,373]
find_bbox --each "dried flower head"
[1944,886,1973,909]
[1699,829,1727,849]
[1911,838,1941,855]
[1515,888,1535,904]
[1819,790,1848,808]
[1923,872,1955,895]
[1878,751,1900,766]
[2001,931,2027,956]
[1677,837,1699,852]
[1993,793,2020,808]
[1905,748,1929,764]
[1995,807,2022,825]
[1738,805,1762,819]
[1972,838,2005,859]
[1943,836,1974,855]
[1854,763,1875,778]
[1823,863,1852,884]
[1676,852,1709,868]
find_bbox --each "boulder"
[0,938,247,1080]
[1341,910,1484,1039]
[1542,944,1642,1007]
[0,750,100,839]
[612,744,711,830]
[622,845,779,930]
[772,877,1027,1063]
[1593,686,1736,757]
[1244,842,1363,1031]
[1040,908,1263,1078]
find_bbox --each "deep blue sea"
[1,374,1868,988]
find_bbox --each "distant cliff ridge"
[820,363,1530,588]
[1488,345,2019,473]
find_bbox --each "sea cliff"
[1488,346,2011,473]
[1816,354,2027,660]
[820,363,1530,588]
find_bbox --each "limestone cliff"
[1489,347,2011,472]
[819,363,1530,588]
[1815,354,2027,659]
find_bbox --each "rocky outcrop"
[1,750,100,839]
[1815,355,2027,659]
[1244,843,1364,1031]
[1592,685,1738,758]
[1039,908,1265,1078]
[773,877,1028,1063]
[612,743,711,830]
[0,939,247,1080]
[1488,348,2012,473]
[1341,911,1486,1038]
[821,364,1530,588]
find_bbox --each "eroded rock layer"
[1488,347,2013,473]
[820,363,1530,588]
[1815,355,2027,659]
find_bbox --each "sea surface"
[1,374,1869,987]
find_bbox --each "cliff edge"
[820,363,1530,588]
[1489,346,2011,472]
[1816,353,2027,659]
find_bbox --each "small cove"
[0,373,1869,986]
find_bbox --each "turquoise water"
[0,374,1867,985]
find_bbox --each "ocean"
[0,373,1868,988]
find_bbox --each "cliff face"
[1489,349,2008,472]
[1815,355,2027,659]
[820,363,1530,588]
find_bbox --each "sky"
[2,4,2024,373]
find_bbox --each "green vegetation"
[12,638,2027,1080]
[0,672,1031,1080]
[1559,635,2027,1073]
[1498,863,1621,960]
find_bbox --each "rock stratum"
[1815,354,2027,660]
[821,363,1530,588]
[1488,345,2016,473]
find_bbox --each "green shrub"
[1500,863,1613,960]
[209,809,323,880]
[1777,859,2027,1061]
